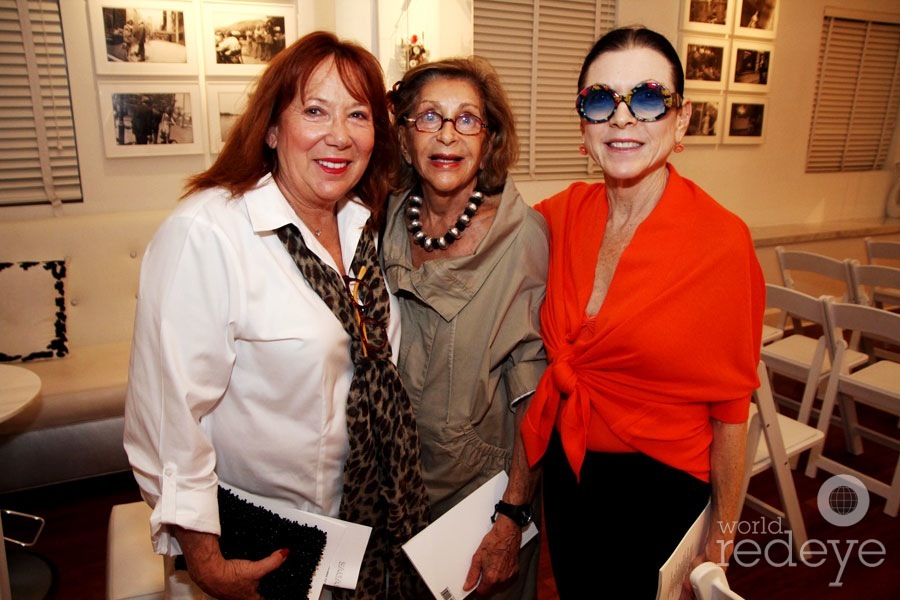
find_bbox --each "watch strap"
[492,500,533,527]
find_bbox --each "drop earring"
[578,144,588,156]
[673,142,685,153]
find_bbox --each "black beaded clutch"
[174,486,327,600]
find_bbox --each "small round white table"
[0,364,42,600]
[0,364,41,423]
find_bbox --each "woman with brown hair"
[124,31,429,600]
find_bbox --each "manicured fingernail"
[279,548,290,559]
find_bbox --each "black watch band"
[491,500,533,527]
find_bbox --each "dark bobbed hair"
[182,31,396,225]
[578,26,685,95]
[386,56,518,196]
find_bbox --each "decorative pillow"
[0,260,68,362]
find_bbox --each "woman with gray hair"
[382,56,549,599]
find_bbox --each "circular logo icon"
[817,474,869,526]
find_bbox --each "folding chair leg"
[887,458,900,518]
[805,357,843,480]
[837,394,864,455]
[769,448,810,550]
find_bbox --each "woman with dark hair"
[520,26,764,598]
[382,57,548,599]
[124,31,429,600]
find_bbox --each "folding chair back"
[848,260,900,309]
[776,246,853,301]
[865,237,900,264]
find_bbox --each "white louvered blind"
[474,0,616,179]
[0,0,81,207]
[806,14,900,173]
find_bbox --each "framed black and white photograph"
[728,41,774,93]
[684,92,724,144]
[207,83,253,154]
[202,2,297,76]
[680,0,734,35]
[723,95,768,144]
[734,0,779,39]
[681,36,729,91]
[88,0,198,76]
[98,83,203,157]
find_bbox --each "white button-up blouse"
[124,175,400,555]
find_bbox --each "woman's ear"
[399,135,412,164]
[266,126,278,149]
[675,100,693,142]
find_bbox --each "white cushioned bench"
[107,501,165,600]
[0,210,169,492]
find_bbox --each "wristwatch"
[491,500,533,527]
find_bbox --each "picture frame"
[98,82,204,157]
[201,2,297,77]
[723,95,768,144]
[87,0,198,76]
[728,40,774,93]
[734,0,779,39]
[683,92,724,144]
[207,82,254,154]
[680,0,734,35]
[680,36,729,91]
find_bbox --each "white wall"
[4,0,899,230]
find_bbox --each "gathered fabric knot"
[550,351,578,396]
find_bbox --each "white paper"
[402,471,539,600]
[656,502,711,600]
[221,484,372,599]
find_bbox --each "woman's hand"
[679,418,748,599]
[174,527,289,600]
[463,516,523,594]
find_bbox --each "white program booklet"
[402,471,539,600]
[656,502,711,600]
[221,484,372,599]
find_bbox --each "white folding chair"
[738,361,824,552]
[864,237,900,265]
[761,284,867,426]
[776,246,854,309]
[806,300,900,516]
[848,259,900,311]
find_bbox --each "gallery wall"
[3,0,899,229]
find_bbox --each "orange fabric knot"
[551,355,577,396]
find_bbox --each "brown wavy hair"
[386,56,518,196]
[182,31,396,224]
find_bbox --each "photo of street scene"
[208,14,287,65]
[111,93,193,146]
[101,6,187,63]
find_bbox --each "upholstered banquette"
[0,210,169,492]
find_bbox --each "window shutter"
[475,0,616,180]
[0,0,81,207]
[806,15,900,173]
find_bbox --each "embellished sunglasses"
[576,81,682,124]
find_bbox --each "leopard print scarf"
[276,222,431,599]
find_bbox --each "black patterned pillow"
[0,260,68,362]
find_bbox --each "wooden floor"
[1,380,897,599]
